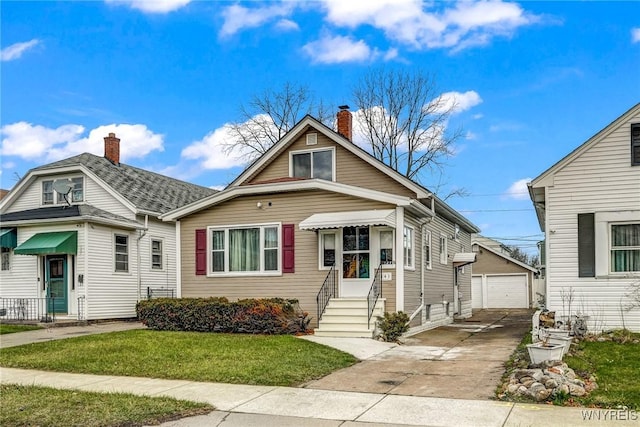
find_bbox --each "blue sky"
[2,1,639,254]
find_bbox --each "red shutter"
[282,224,295,273]
[195,229,207,275]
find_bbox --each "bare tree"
[352,67,463,183]
[506,245,539,268]
[223,82,332,162]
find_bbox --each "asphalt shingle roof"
[33,153,216,214]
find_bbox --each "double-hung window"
[209,224,280,274]
[71,177,84,202]
[424,230,432,270]
[440,234,448,264]
[115,234,129,272]
[42,181,54,205]
[291,148,334,181]
[403,226,414,268]
[151,239,163,270]
[611,223,640,272]
[320,231,336,269]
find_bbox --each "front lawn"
[0,323,42,335]
[0,384,212,427]
[564,332,640,409]
[0,330,357,386]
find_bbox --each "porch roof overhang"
[0,228,17,248]
[14,231,78,255]
[452,252,477,267]
[299,209,396,230]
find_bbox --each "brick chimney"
[337,105,352,141]
[104,132,120,165]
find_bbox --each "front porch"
[315,297,385,338]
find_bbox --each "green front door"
[46,256,67,313]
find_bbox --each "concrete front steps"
[315,298,385,338]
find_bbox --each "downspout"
[137,215,148,301]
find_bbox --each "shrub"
[377,311,410,342]
[136,297,311,335]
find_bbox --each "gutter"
[137,215,148,301]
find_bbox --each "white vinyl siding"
[542,109,640,331]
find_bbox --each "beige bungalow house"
[163,108,479,337]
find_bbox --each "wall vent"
[306,133,318,145]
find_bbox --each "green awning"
[14,231,77,255]
[0,228,17,248]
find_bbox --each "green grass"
[0,384,212,427]
[0,323,42,335]
[0,330,357,386]
[565,333,640,410]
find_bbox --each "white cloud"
[105,0,190,14]
[434,91,483,114]
[181,124,249,170]
[303,34,375,64]
[632,28,640,43]
[505,178,531,200]
[219,3,295,37]
[0,122,164,162]
[319,0,539,52]
[275,19,300,32]
[472,113,484,120]
[464,131,477,140]
[1,39,40,61]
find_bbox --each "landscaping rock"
[504,362,596,404]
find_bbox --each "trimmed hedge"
[136,297,311,335]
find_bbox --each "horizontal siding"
[85,225,139,319]
[180,190,394,325]
[474,248,533,275]
[423,216,455,306]
[403,214,422,319]
[546,110,640,331]
[247,130,415,197]
[139,218,177,293]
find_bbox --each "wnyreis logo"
[581,409,638,421]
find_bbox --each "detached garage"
[471,241,538,309]
[472,274,528,308]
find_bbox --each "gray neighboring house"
[0,133,215,321]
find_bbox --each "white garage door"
[472,276,483,308]
[487,275,528,308]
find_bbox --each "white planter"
[526,342,565,364]
[546,335,572,356]
[538,328,570,339]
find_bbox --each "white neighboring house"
[529,103,640,332]
[0,134,215,321]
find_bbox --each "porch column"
[395,206,404,312]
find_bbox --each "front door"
[341,226,372,297]
[46,256,67,313]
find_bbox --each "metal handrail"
[0,297,56,322]
[367,264,383,328]
[316,264,337,322]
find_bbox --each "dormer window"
[290,148,335,181]
[42,177,84,205]
[632,123,640,166]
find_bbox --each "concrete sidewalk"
[0,321,144,348]
[1,367,633,427]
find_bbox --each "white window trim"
[425,230,432,270]
[318,230,337,270]
[42,180,54,205]
[150,237,164,271]
[289,147,336,181]
[342,226,371,280]
[594,211,640,277]
[440,233,448,265]
[207,223,282,277]
[609,222,640,274]
[403,225,415,270]
[114,233,130,274]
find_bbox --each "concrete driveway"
[304,309,533,400]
